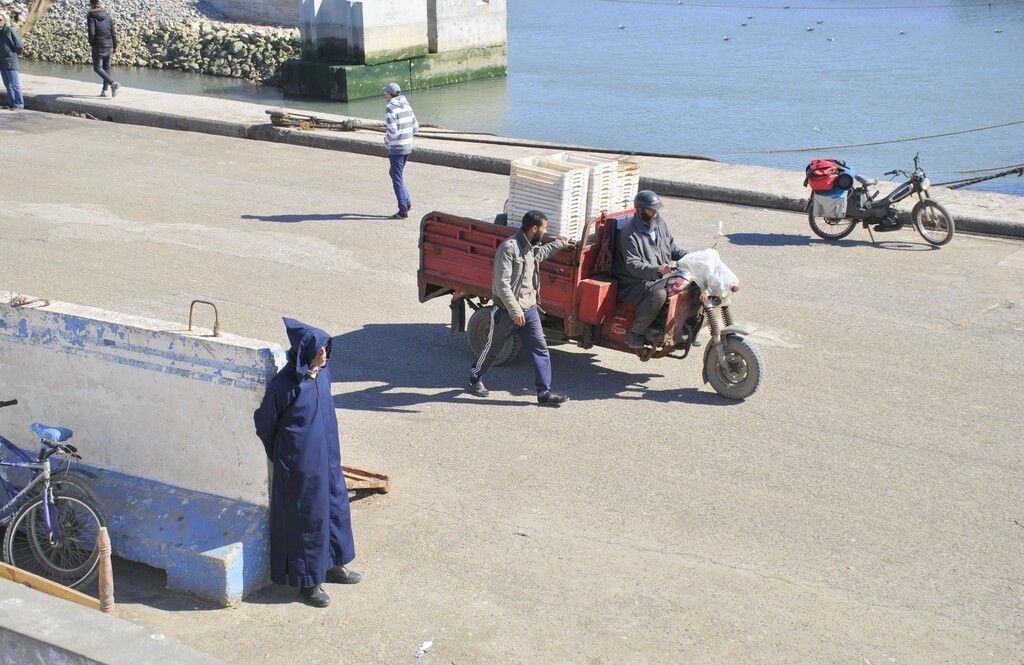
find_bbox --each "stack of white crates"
[614,158,641,211]
[506,155,590,240]
[506,153,642,241]
[540,153,621,220]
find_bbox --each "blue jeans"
[0,68,24,109]
[388,153,411,215]
[471,305,552,393]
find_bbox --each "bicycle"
[0,399,107,589]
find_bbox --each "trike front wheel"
[705,335,765,400]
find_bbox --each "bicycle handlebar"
[0,400,17,408]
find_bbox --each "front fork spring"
[705,304,721,341]
[721,304,734,327]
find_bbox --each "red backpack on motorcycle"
[804,158,847,192]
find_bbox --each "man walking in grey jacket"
[382,82,418,219]
[468,210,574,405]
[612,190,687,350]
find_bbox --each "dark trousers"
[92,49,115,88]
[630,277,672,335]
[471,305,552,393]
[388,153,411,215]
[0,68,24,108]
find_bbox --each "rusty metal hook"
[188,300,222,337]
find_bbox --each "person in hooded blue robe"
[254,317,360,607]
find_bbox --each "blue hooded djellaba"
[254,318,355,588]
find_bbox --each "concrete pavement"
[6,73,1024,238]
[1,111,1022,664]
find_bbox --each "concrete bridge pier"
[282,0,507,101]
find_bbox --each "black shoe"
[326,566,362,585]
[389,212,409,219]
[301,584,330,608]
[537,391,568,406]
[625,331,648,349]
[467,377,489,397]
[111,82,120,97]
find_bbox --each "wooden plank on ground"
[343,465,390,493]
[0,561,100,611]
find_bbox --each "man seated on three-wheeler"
[611,190,688,350]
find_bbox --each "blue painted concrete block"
[82,466,270,606]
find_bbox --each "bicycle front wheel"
[3,488,104,589]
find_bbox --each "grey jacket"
[492,231,569,319]
[0,25,24,70]
[612,213,686,305]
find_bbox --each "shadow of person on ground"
[328,323,680,412]
[241,213,393,223]
[727,232,937,251]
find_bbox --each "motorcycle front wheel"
[808,209,857,241]
[705,335,765,400]
[912,199,954,246]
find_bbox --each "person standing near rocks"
[382,82,418,219]
[0,13,25,110]
[86,0,119,97]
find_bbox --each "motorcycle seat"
[855,175,878,186]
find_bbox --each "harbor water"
[21,0,1024,195]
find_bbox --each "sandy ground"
[2,111,1022,664]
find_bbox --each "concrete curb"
[13,90,1024,239]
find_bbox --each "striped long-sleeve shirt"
[384,95,419,156]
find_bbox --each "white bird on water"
[899,30,907,35]
[723,35,731,41]
[994,28,1003,33]
[618,25,626,30]
[826,36,835,42]
[806,26,815,32]
[816,19,824,24]
[741,22,748,26]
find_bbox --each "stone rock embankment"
[4,0,298,82]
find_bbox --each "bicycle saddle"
[30,423,74,443]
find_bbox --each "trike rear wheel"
[705,335,765,400]
[467,306,521,367]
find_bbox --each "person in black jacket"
[0,13,25,110]
[86,0,119,97]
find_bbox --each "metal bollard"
[97,527,115,613]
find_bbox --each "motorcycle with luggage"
[804,154,954,246]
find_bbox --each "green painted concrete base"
[281,45,507,101]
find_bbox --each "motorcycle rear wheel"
[808,209,857,241]
[912,199,954,246]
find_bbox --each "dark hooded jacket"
[0,24,24,70]
[253,318,355,588]
[87,8,117,52]
[612,213,686,305]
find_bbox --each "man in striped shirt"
[382,82,419,219]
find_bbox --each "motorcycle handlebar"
[0,400,17,408]
[884,170,898,176]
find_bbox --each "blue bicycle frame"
[0,427,66,540]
